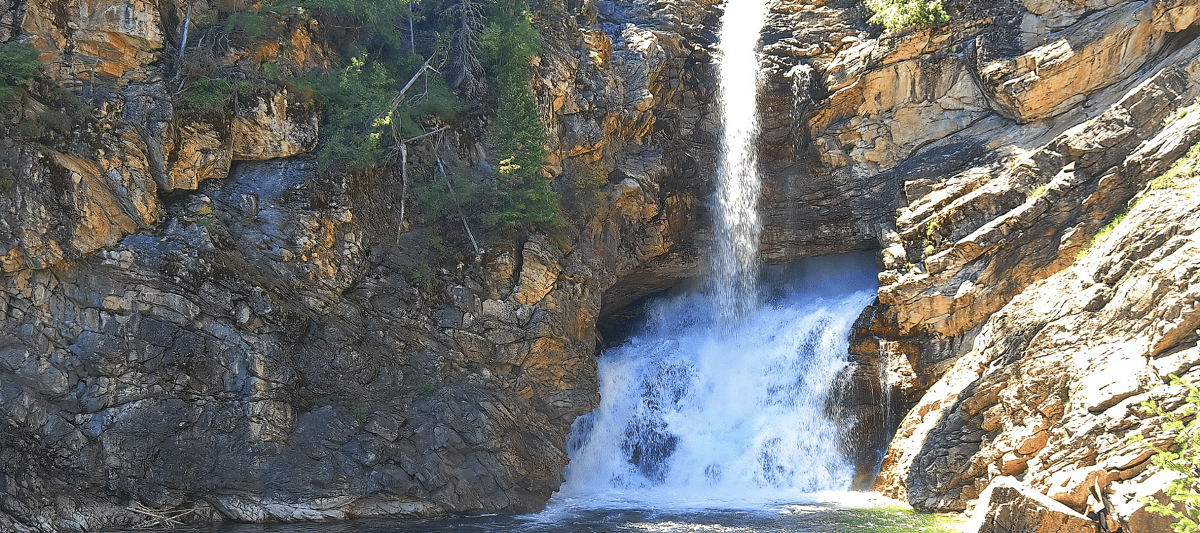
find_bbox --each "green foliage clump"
[179,78,237,113]
[1140,376,1200,532]
[303,54,397,169]
[283,0,411,49]
[864,0,949,30]
[560,162,608,219]
[0,169,15,193]
[0,42,41,102]
[1076,209,1128,260]
[1153,141,1200,190]
[480,0,561,230]
[301,51,463,171]
[224,10,267,36]
[416,171,482,219]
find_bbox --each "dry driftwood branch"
[127,502,200,529]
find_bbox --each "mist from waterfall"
[548,0,878,512]
[552,255,877,509]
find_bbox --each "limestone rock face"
[776,0,1200,488]
[21,0,164,82]
[163,89,320,192]
[0,0,720,529]
[533,0,720,314]
[873,89,1200,515]
[0,157,601,530]
[231,90,320,161]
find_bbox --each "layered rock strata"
[0,0,734,530]
[752,0,1200,493]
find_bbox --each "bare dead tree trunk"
[398,142,409,235]
[446,0,485,95]
[393,127,448,236]
[437,154,480,254]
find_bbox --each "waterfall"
[550,0,879,510]
[709,0,768,322]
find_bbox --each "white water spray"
[554,263,877,508]
[550,0,878,511]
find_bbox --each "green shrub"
[304,53,396,169]
[560,162,608,219]
[12,118,43,140]
[409,263,437,293]
[415,172,483,221]
[0,169,14,193]
[179,78,236,112]
[0,42,41,102]
[864,0,949,30]
[280,0,410,49]
[417,381,437,396]
[41,109,72,135]
[1140,376,1200,532]
[224,10,267,36]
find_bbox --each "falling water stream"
[708,0,770,322]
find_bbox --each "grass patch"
[1164,97,1200,127]
[351,404,369,423]
[1076,209,1128,260]
[1028,183,1046,198]
[1152,140,1200,190]
[178,78,238,113]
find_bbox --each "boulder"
[966,477,1096,533]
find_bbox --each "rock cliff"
[0,0,1199,530]
[0,0,730,530]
